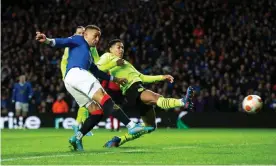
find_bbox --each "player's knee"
[151,95,161,105]
[142,90,161,105]
[86,100,105,115]
[147,95,160,105]
[90,105,104,115]
[92,88,107,103]
[90,109,104,115]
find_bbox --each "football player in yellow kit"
[97,39,194,147]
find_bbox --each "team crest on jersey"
[113,104,120,110]
[138,87,145,92]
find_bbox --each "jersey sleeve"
[51,36,81,48]
[130,64,164,83]
[139,74,164,83]
[89,63,112,81]
[96,53,117,72]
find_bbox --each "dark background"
[1,0,276,127]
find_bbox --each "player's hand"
[113,77,128,85]
[116,59,125,66]
[35,32,47,43]
[163,75,174,83]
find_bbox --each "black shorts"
[123,82,153,116]
[106,89,125,106]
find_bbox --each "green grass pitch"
[1,128,276,165]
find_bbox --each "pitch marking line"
[1,149,147,162]
[162,146,197,150]
[1,146,197,162]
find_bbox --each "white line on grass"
[1,149,148,162]
[1,146,198,162]
[72,159,163,165]
[94,160,165,164]
[210,142,274,148]
[162,146,198,150]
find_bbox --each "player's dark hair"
[85,25,101,32]
[76,26,84,30]
[107,39,123,52]
[71,26,84,34]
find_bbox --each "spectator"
[268,93,276,112]
[1,0,276,113]
[12,75,33,118]
[1,92,9,115]
[193,24,204,39]
[52,93,69,114]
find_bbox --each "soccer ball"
[242,95,263,113]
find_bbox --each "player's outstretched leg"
[141,86,194,110]
[69,88,154,151]
[104,132,145,148]
[69,107,103,151]
[181,86,194,110]
[69,133,84,151]
[104,108,156,148]
[72,107,88,135]
[72,107,93,136]
[92,89,154,135]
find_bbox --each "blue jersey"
[51,35,111,81]
[12,82,33,103]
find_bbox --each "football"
[242,95,263,113]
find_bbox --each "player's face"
[110,42,124,58]
[19,75,26,83]
[84,29,101,47]
[75,28,84,35]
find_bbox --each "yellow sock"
[82,107,89,123]
[156,97,183,109]
[119,133,142,146]
[76,107,88,125]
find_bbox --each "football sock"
[156,97,184,109]
[119,133,142,146]
[75,112,82,126]
[77,110,103,140]
[100,94,131,126]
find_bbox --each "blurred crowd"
[1,0,276,115]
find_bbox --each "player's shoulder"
[71,34,83,39]
[102,52,112,56]
[14,83,23,88]
[22,82,32,87]
[124,60,131,65]
[70,35,85,42]
[101,52,113,58]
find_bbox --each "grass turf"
[1,128,276,165]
